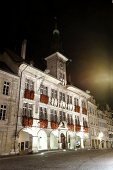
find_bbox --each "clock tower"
[45,18,68,85]
[45,52,68,86]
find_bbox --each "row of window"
[24,79,87,107]
[39,107,80,125]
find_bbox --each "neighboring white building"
[104,105,113,148]
[88,96,99,149]
[97,109,108,149]
[0,69,19,155]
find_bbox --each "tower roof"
[45,52,68,62]
[50,17,62,53]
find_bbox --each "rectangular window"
[23,103,33,117]
[62,93,65,102]
[44,108,47,119]
[28,104,33,117]
[50,109,54,121]
[51,89,58,99]
[62,112,66,121]
[23,103,28,116]
[59,92,62,102]
[54,110,57,122]
[39,107,43,119]
[0,105,6,120]
[51,89,54,98]
[39,107,47,120]
[67,95,69,104]
[25,79,34,91]
[3,81,10,95]
[40,85,48,95]
[45,87,48,95]
[59,111,62,121]
[74,98,79,106]
[25,79,30,89]
[82,100,86,108]
[70,96,72,104]
[51,110,57,122]
[30,81,34,91]
[55,90,57,99]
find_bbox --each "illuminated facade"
[104,105,113,148]
[0,50,113,155]
[16,52,90,154]
[0,69,19,155]
[88,97,99,149]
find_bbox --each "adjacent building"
[0,69,19,155]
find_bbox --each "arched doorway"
[38,130,47,150]
[50,131,58,149]
[18,131,32,154]
[61,133,66,149]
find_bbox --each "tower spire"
[51,17,62,53]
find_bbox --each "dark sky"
[0,1,113,108]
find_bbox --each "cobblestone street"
[0,149,113,170]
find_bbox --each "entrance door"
[61,133,66,149]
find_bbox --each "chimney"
[30,60,34,66]
[21,39,27,60]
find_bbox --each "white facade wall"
[16,64,90,153]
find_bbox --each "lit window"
[44,108,47,119]
[3,81,10,95]
[25,79,29,89]
[23,103,28,116]
[23,103,33,117]
[28,104,33,117]
[59,111,62,121]
[55,90,57,99]
[67,95,69,104]
[59,92,62,102]
[30,81,34,90]
[39,107,47,120]
[62,93,65,102]
[40,85,48,95]
[25,79,34,90]
[74,98,79,106]
[39,107,43,119]
[70,96,72,104]
[51,89,54,98]
[50,109,57,122]
[0,105,6,120]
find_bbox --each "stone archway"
[50,130,58,149]
[18,130,32,154]
[38,130,47,150]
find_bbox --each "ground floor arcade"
[16,126,90,154]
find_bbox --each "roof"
[45,52,68,62]
[5,49,23,63]
[0,61,14,74]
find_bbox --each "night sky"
[0,1,113,108]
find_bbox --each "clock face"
[59,61,64,69]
